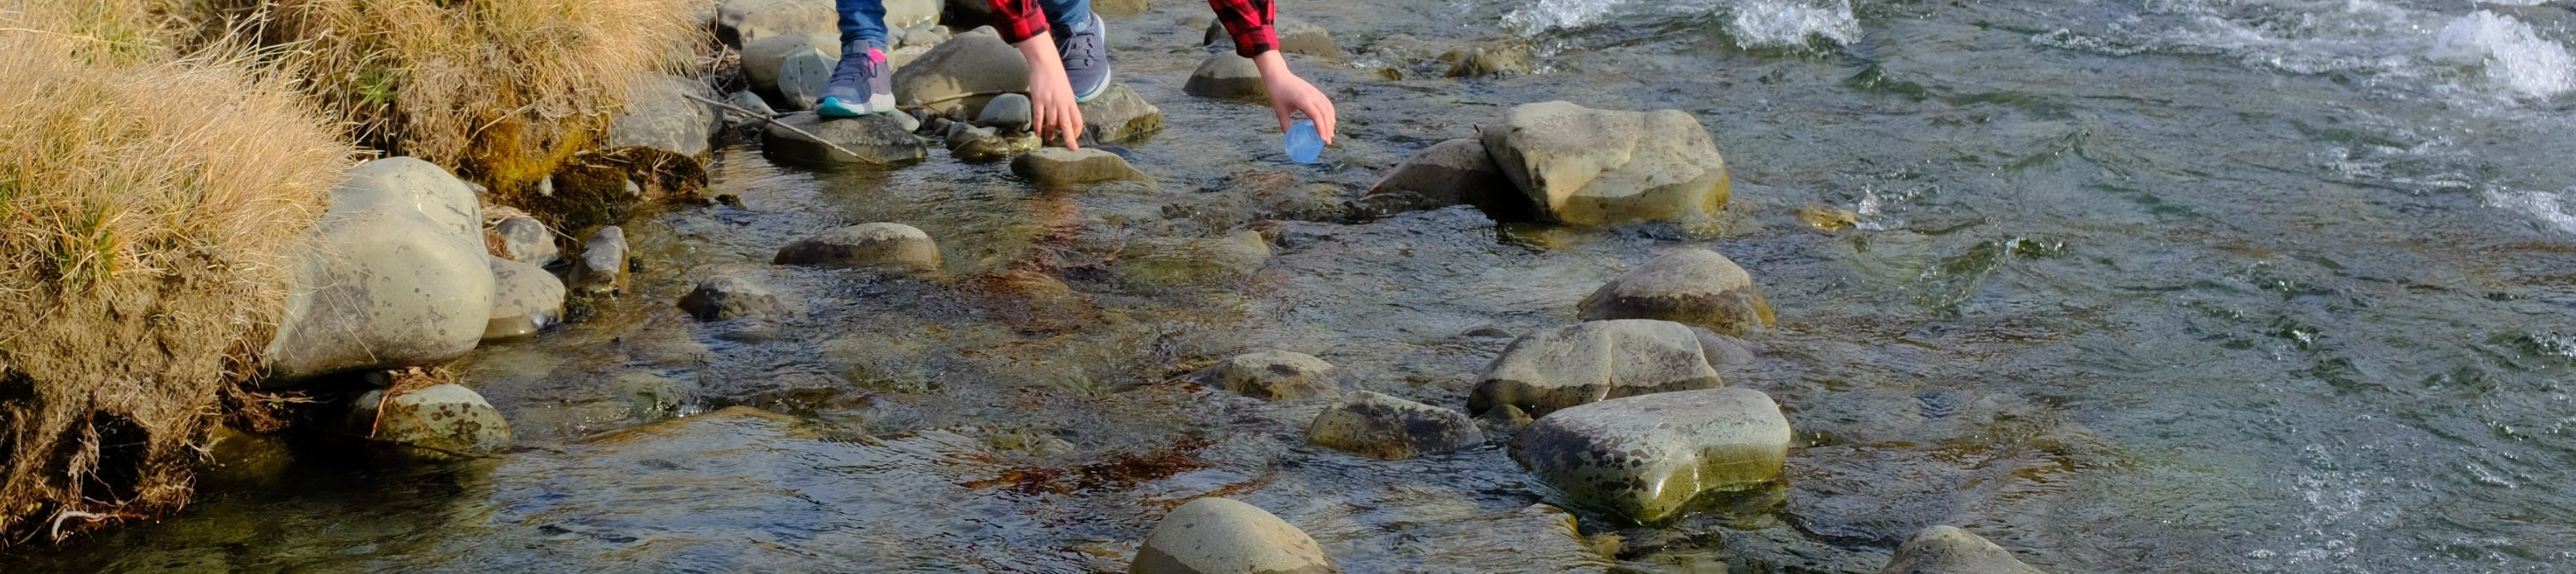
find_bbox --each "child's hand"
[1252,52,1335,144]
[1017,38,1087,150]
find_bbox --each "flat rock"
[484,257,567,341]
[352,383,514,460]
[1467,320,1729,418]
[609,74,721,158]
[1480,101,1732,226]
[891,27,1030,117]
[677,275,789,321]
[1194,350,1343,400]
[1510,388,1790,523]
[1132,498,1341,574]
[1307,391,1484,460]
[264,157,493,383]
[773,223,943,272]
[762,112,931,166]
[1881,526,2047,574]
[742,34,839,110]
[1010,148,1146,186]
[569,226,629,294]
[491,217,559,266]
[1579,249,1773,335]
[1078,82,1164,144]
[1116,231,1271,287]
[1366,137,1531,220]
[1184,51,1267,100]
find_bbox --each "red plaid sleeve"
[1208,0,1279,58]
[987,0,1054,45]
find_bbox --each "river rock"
[1203,18,1343,58]
[1444,46,1530,77]
[484,257,567,341]
[881,0,940,30]
[773,223,944,272]
[569,226,629,294]
[264,157,494,382]
[716,0,836,46]
[351,383,514,461]
[1184,51,1267,100]
[1882,526,2046,574]
[491,217,558,266]
[611,370,702,421]
[1578,249,1772,336]
[1132,498,1340,574]
[1117,231,1271,286]
[1510,388,1789,523]
[677,275,789,321]
[1011,148,1146,186]
[762,112,931,166]
[201,425,294,485]
[1479,101,1732,226]
[609,74,721,158]
[1078,82,1164,144]
[950,125,1040,162]
[742,34,839,110]
[1366,137,1530,220]
[723,90,777,127]
[1307,391,1483,460]
[891,27,1030,117]
[1194,350,1344,400]
[1467,320,1729,418]
[975,92,1032,132]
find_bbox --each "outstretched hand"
[1252,51,1336,144]
[1018,38,1087,150]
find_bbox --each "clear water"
[13,0,2576,571]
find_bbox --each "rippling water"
[12,0,2576,571]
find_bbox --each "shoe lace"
[1056,32,1097,72]
[829,50,881,84]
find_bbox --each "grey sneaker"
[817,43,894,117]
[1055,12,1113,102]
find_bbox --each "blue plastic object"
[1284,119,1323,163]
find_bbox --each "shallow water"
[15,0,2576,571]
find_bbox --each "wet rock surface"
[1194,350,1344,400]
[1132,498,1340,574]
[351,383,514,460]
[1480,101,1731,227]
[1510,388,1791,523]
[264,157,494,382]
[1578,248,1773,335]
[762,112,930,167]
[1366,137,1528,219]
[773,223,944,272]
[1305,391,1483,459]
[1467,320,1730,418]
[484,257,567,341]
[1115,231,1272,287]
[1881,526,2046,574]
[569,226,630,294]
[1011,148,1147,186]
[1077,83,1163,144]
[677,275,789,321]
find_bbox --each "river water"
[13,0,2576,571]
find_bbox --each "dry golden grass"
[203,0,708,193]
[0,0,357,542]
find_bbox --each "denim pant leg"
[1039,0,1095,37]
[837,0,889,50]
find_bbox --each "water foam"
[2482,188,2576,235]
[2432,10,2576,99]
[1503,0,1859,48]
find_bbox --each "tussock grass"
[200,0,708,193]
[0,1,357,542]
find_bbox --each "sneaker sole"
[816,94,899,118]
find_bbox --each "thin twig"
[682,94,871,161]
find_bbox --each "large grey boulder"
[1510,388,1789,523]
[1079,82,1163,144]
[741,34,840,110]
[264,157,494,383]
[1116,231,1272,287]
[569,226,629,294]
[773,223,944,272]
[1366,137,1530,220]
[1881,526,2046,574]
[1132,498,1341,574]
[1467,320,1730,418]
[1010,148,1146,186]
[608,74,721,158]
[491,217,559,266]
[891,27,1030,117]
[1193,350,1344,400]
[1579,249,1772,336]
[483,257,566,341]
[762,112,931,167]
[1480,101,1731,226]
[350,383,513,460]
[1307,391,1483,460]
[1184,51,1267,100]
[677,275,790,321]
[716,0,836,46]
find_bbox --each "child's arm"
[1209,0,1336,144]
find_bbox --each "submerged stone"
[1480,101,1731,227]
[1306,391,1484,460]
[677,275,789,321]
[1116,231,1273,287]
[1881,526,2046,574]
[1467,320,1730,418]
[569,226,629,294]
[773,223,944,273]
[1132,498,1341,574]
[1194,350,1344,400]
[1510,388,1789,523]
[352,383,514,461]
[1577,249,1773,336]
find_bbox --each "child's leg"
[836,0,890,51]
[1035,0,1096,38]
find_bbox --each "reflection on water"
[14,0,2576,571]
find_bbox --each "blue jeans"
[838,0,1094,50]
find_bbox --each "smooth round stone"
[263,157,492,383]
[975,92,1032,132]
[1306,391,1484,460]
[677,275,788,321]
[1480,101,1731,227]
[1579,248,1773,336]
[1510,388,1790,523]
[1194,350,1342,400]
[1078,83,1164,144]
[493,217,557,266]
[349,383,514,461]
[568,226,629,294]
[1467,319,1729,418]
[1184,51,1267,100]
[1131,498,1340,574]
[772,223,943,272]
[483,257,567,341]
[1881,526,2047,574]
[742,34,839,110]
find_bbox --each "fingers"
[1313,96,1338,145]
